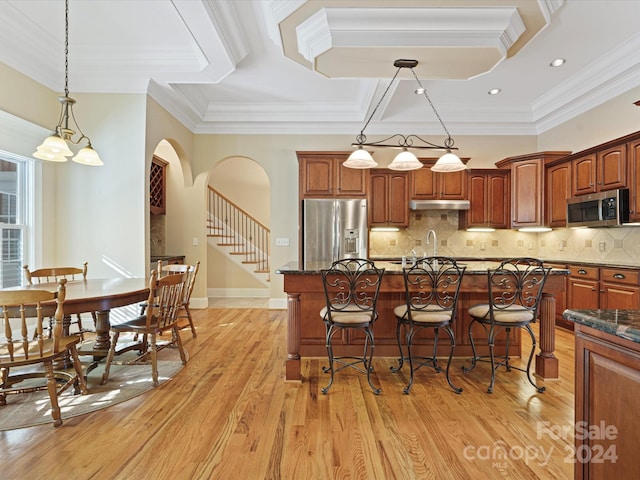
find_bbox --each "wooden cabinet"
[496,151,570,229]
[150,155,168,215]
[574,324,640,480]
[297,152,368,198]
[571,144,627,196]
[410,158,467,200]
[627,138,640,222]
[511,158,544,228]
[369,169,409,227]
[547,262,570,330]
[545,161,572,227]
[460,169,509,229]
[567,264,640,312]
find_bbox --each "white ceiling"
[1,0,639,138]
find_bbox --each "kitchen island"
[562,309,640,480]
[278,260,568,382]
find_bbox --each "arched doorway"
[207,156,271,301]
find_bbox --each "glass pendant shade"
[430,151,466,172]
[344,148,377,169]
[72,146,104,166]
[33,149,68,162]
[34,134,74,158]
[387,150,423,171]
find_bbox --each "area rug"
[0,358,184,431]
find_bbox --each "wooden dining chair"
[158,261,200,337]
[100,270,188,387]
[462,258,551,393]
[23,262,94,340]
[0,279,88,427]
[391,257,466,394]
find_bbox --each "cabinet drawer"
[601,268,640,286]
[570,265,599,280]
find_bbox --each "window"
[0,154,29,288]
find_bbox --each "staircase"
[207,187,270,285]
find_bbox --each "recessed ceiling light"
[550,58,566,67]
[488,88,501,95]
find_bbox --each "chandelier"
[33,0,103,166]
[345,59,464,172]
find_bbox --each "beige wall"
[2,59,640,308]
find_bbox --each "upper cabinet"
[460,169,510,229]
[369,169,409,228]
[571,144,627,196]
[150,155,168,215]
[496,151,571,229]
[628,138,640,222]
[410,158,468,200]
[297,151,368,198]
[545,161,572,228]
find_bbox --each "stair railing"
[207,187,270,274]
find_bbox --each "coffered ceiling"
[1,0,639,136]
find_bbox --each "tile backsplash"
[369,210,640,266]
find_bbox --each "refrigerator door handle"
[333,200,340,262]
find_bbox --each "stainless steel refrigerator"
[302,198,368,269]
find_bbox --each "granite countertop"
[276,260,570,276]
[562,309,640,344]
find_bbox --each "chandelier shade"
[33,0,103,166]
[346,59,464,173]
[344,147,378,169]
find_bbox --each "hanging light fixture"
[345,59,464,173]
[33,0,103,166]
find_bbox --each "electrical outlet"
[599,241,606,252]
[479,242,486,251]
[527,241,534,250]
[276,237,290,246]
[192,237,199,246]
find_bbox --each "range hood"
[409,199,470,210]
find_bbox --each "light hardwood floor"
[0,305,576,479]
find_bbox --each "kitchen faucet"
[426,229,437,257]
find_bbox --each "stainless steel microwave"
[566,188,629,227]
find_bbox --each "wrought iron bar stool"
[462,257,551,393]
[320,258,384,394]
[391,257,465,394]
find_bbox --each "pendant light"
[346,59,465,173]
[33,0,103,166]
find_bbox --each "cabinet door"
[598,144,627,191]
[486,172,509,228]
[568,278,599,309]
[627,139,640,222]
[465,173,488,227]
[575,328,640,480]
[410,166,436,199]
[150,156,167,215]
[336,161,368,197]
[439,170,467,199]
[369,172,389,225]
[369,171,408,227]
[387,173,409,226]
[572,154,597,195]
[601,283,640,309]
[299,156,334,196]
[546,162,572,227]
[511,159,543,227]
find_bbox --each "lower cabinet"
[574,324,640,479]
[567,264,640,314]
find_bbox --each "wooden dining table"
[8,277,150,356]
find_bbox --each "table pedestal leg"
[93,310,112,352]
[286,293,301,381]
[535,292,559,379]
